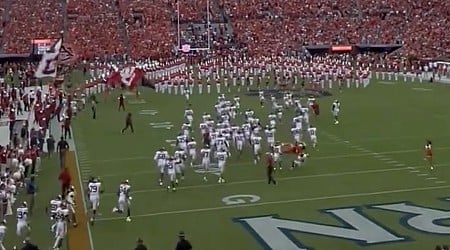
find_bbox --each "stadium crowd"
[0,0,448,60]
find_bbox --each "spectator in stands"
[57,136,69,169]
[175,231,192,250]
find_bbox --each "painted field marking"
[82,147,450,165]
[395,163,406,167]
[426,177,438,180]
[165,139,177,147]
[139,110,158,115]
[128,99,146,104]
[417,173,429,176]
[435,181,447,184]
[387,160,399,164]
[149,122,173,129]
[410,170,421,173]
[378,81,396,85]
[101,165,446,196]
[412,87,432,91]
[222,194,261,205]
[96,184,450,221]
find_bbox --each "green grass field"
[8,77,450,250]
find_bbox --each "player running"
[16,201,30,240]
[200,145,211,182]
[52,202,69,250]
[307,125,318,149]
[87,177,102,225]
[216,149,229,183]
[112,180,132,222]
[154,148,169,186]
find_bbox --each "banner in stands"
[31,39,56,55]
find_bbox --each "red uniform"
[266,153,276,185]
[424,144,432,159]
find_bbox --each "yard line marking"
[396,163,406,167]
[417,174,429,176]
[387,160,399,164]
[83,147,450,165]
[435,181,447,184]
[103,164,450,196]
[96,184,450,221]
[379,158,392,161]
[410,170,421,173]
[426,177,438,180]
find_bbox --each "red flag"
[107,67,145,90]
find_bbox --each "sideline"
[96,184,450,222]
[66,151,93,250]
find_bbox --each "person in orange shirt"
[291,142,308,169]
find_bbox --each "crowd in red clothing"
[1,0,449,59]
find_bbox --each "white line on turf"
[410,170,420,173]
[96,184,450,221]
[426,177,438,180]
[83,146,450,165]
[435,181,447,184]
[417,174,429,176]
[101,164,449,196]
[71,132,95,250]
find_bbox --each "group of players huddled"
[152,91,338,191]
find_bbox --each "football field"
[62,80,450,250]
[66,79,450,250]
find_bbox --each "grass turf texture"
[10,78,450,250]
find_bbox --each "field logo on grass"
[165,139,177,147]
[150,122,173,129]
[234,199,450,249]
[192,163,221,176]
[222,194,261,205]
[139,110,158,115]
[129,99,146,104]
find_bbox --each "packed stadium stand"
[0,0,448,59]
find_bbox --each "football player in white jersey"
[259,91,265,107]
[66,186,77,227]
[174,148,187,181]
[215,134,228,152]
[0,221,6,250]
[216,149,229,183]
[200,145,211,181]
[166,158,178,192]
[48,195,62,232]
[264,126,276,148]
[187,138,197,166]
[268,113,277,128]
[87,177,102,225]
[181,122,191,137]
[53,202,69,250]
[16,202,30,239]
[307,125,318,149]
[176,133,188,152]
[291,127,302,143]
[251,133,262,164]
[184,107,194,124]
[154,148,169,186]
[272,142,283,170]
[293,114,303,129]
[235,129,245,157]
[301,107,310,126]
[112,180,132,222]
[332,100,340,124]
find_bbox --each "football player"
[200,145,211,182]
[112,180,132,222]
[307,125,318,149]
[216,149,229,183]
[154,148,169,186]
[87,177,102,225]
[66,186,77,227]
[424,140,434,170]
[52,202,69,250]
[332,100,340,124]
[16,201,30,239]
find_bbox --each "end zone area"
[70,81,450,250]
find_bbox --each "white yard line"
[96,184,450,222]
[83,146,450,165]
[72,129,95,250]
[102,164,450,196]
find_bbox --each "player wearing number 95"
[87,177,102,225]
